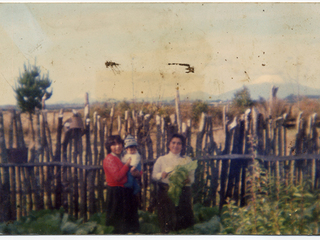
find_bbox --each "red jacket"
[103,153,129,187]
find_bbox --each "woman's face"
[168,137,182,155]
[110,142,123,156]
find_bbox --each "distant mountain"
[205,82,320,102]
[251,83,317,100]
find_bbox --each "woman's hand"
[161,171,169,179]
[130,167,141,178]
[125,157,132,167]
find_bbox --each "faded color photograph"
[0,2,320,235]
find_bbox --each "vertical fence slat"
[109,106,114,136]
[34,111,43,210]
[62,130,70,212]
[54,110,63,209]
[16,166,22,219]
[161,116,166,155]
[0,111,11,221]
[9,166,17,220]
[156,115,161,158]
[16,112,26,149]
[219,117,235,210]
[98,116,105,212]
[9,110,14,149]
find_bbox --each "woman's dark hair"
[168,133,186,156]
[105,135,124,154]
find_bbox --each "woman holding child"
[152,133,195,233]
[102,135,140,234]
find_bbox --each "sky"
[1,2,320,105]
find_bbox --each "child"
[121,135,142,195]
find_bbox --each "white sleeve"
[152,157,163,181]
[121,154,129,164]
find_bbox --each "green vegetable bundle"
[168,160,198,206]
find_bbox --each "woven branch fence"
[0,95,319,222]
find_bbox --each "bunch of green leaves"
[0,208,113,235]
[168,160,198,206]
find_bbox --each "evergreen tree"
[14,63,53,142]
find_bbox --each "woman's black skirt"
[106,186,139,234]
[156,182,194,233]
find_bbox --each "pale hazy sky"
[1,2,320,105]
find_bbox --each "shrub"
[192,100,208,126]
[231,86,253,114]
[220,158,320,235]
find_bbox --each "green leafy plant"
[0,209,113,235]
[138,210,161,234]
[220,157,320,235]
[193,203,219,223]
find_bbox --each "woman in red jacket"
[103,135,140,234]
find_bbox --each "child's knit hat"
[124,135,137,148]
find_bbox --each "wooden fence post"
[9,110,14,149]
[175,89,182,134]
[308,113,318,189]
[0,111,11,222]
[167,114,177,151]
[93,112,98,166]
[193,113,206,204]
[161,116,166,155]
[109,106,114,136]
[16,112,26,150]
[117,115,122,136]
[295,112,306,185]
[144,114,153,160]
[196,113,206,158]
[156,115,161,158]
[124,110,129,136]
[241,109,251,206]
[42,110,53,210]
[97,115,105,212]
[86,117,96,216]
[226,116,244,205]
[219,117,234,210]
[32,110,43,210]
[8,110,16,219]
[54,109,63,209]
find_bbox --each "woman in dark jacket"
[103,135,140,234]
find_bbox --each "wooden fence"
[0,98,320,223]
